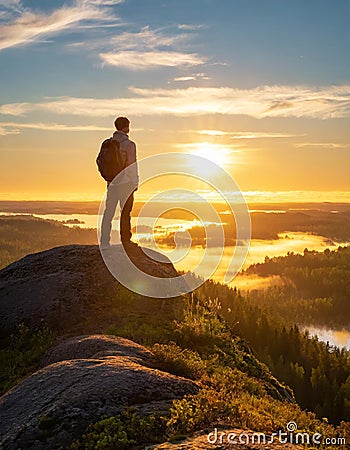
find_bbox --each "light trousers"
[100,182,134,245]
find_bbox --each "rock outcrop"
[0,245,300,449]
[40,334,155,367]
[0,244,180,335]
[0,335,199,450]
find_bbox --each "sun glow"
[178,142,234,167]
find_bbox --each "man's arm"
[125,141,139,190]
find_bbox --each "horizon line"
[1,190,350,204]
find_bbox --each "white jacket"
[112,130,139,190]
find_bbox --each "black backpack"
[96,138,126,182]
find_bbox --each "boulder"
[0,244,181,335]
[40,334,155,367]
[0,335,199,450]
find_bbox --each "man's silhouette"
[100,117,138,248]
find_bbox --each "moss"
[38,414,60,441]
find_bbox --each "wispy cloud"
[0,0,22,12]
[0,0,20,5]
[0,1,122,51]
[100,25,207,69]
[100,50,206,69]
[175,142,241,151]
[231,132,299,139]
[294,142,349,149]
[178,24,205,31]
[0,125,19,135]
[198,130,300,139]
[0,1,207,73]
[0,0,21,10]
[110,25,187,49]
[172,72,211,82]
[0,121,111,134]
[198,130,231,136]
[1,84,349,119]
[80,0,124,4]
[0,0,23,21]
[173,76,197,82]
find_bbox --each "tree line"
[195,246,350,424]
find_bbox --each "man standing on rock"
[100,117,139,248]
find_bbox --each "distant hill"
[245,245,350,326]
[0,215,97,269]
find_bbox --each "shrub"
[167,387,344,444]
[173,297,226,349]
[71,411,167,449]
[0,323,55,395]
[151,342,206,380]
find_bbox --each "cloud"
[101,25,207,69]
[173,73,211,82]
[0,0,22,19]
[0,125,19,135]
[0,0,20,9]
[175,142,240,151]
[195,72,211,80]
[1,84,349,119]
[0,3,210,72]
[198,130,300,139]
[0,121,111,134]
[0,5,209,69]
[178,24,205,31]
[100,51,206,69]
[110,26,187,49]
[80,0,124,4]
[0,102,29,115]
[294,142,349,149]
[0,1,120,51]
[173,76,197,82]
[127,84,350,119]
[0,0,21,10]
[230,132,299,139]
[198,130,232,136]
[67,23,207,69]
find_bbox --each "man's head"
[114,116,130,133]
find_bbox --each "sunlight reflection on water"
[1,212,346,292]
[303,326,350,350]
[159,231,344,291]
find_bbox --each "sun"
[187,142,232,167]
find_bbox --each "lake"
[303,326,350,351]
[1,211,345,291]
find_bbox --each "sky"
[0,0,349,202]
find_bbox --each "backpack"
[96,138,126,182]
